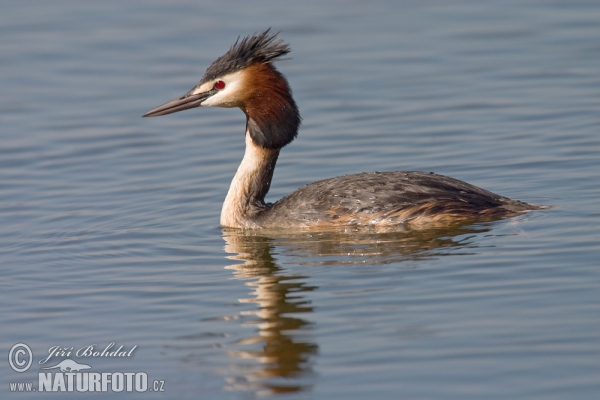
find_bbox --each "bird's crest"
[201,28,290,83]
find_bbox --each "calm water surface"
[2,1,599,399]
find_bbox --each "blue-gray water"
[2,1,599,399]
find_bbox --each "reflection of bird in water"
[144,29,546,230]
[242,223,500,265]
[223,232,318,395]
[219,223,496,395]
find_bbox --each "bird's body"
[144,29,544,230]
[259,171,538,229]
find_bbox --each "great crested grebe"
[144,29,544,229]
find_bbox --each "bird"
[143,29,545,229]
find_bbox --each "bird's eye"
[214,80,226,90]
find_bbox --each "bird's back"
[257,171,541,228]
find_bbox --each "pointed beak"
[142,89,214,117]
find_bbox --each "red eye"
[214,80,226,90]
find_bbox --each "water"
[2,0,599,398]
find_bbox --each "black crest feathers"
[201,29,290,83]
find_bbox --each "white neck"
[220,132,279,228]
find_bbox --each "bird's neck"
[239,63,300,149]
[221,128,279,228]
